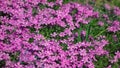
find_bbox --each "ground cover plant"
[0,0,120,68]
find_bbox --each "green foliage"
[54,35,69,41]
[28,38,34,43]
[73,19,98,43]
[94,55,109,68]
[53,5,60,10]
[111,0,120,7]
[32,7,38,16]
[38,3,46,10]
[103,31,120,58]
[70,8,78,16]
[39,25,64,39]
[85,23,91,41]
[63,0,70,4]
[60,43,68,51]
[112,63,119,68]
[47,0,56,2]
[10,52,20,62]
[0,60,6,68]
[73,24,83,43]
[29,27,36,33]
[20,61,28,65]
[89,19,107,38]
[110,59,120,68]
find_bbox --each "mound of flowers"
[0,0,120,68]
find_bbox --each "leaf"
[53,5,60,10]
[77,26,82,42]
[10,52,20,62]
[63,0,70,4]
[47,0,56,2]
[28,38,34,43]
[0,60,6,67]
[29,27,36,33]
[70,8,78,16]
[38,3,46,10]
[94,55,109,68]
[112,63,119,68]
[85,23,91,41]
[60,43,68,51]
[39,25,64,39]
[32,7,38,16]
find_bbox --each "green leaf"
[10,52,20,62]
[112,63,119,68]
[0,60,6,67]
[53,5,60,10]
[63,0,70,4]
[29,27,36,33]
[28,38,34,43]
[77,26,82,42]
[32,7,38,16]
[39,25,64,39]
[70,8,78,16]
[85,23,91,41]
[47,0,56,2]
[94,55,109,68]
[38,3,46,10]
[60,43,68,51]
[20,61,28,65]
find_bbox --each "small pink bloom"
[98,21,104,26]
[104,4,111,10]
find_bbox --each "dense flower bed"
[0,0,120,68]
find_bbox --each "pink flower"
[104,4,111,10]
[114,6,120,16]
[59,32,66,37]
[108,20,120,32]
[107,65,112,68]
[51,32,57,37]
[81,30,86,36]
[80,49,87,56]
[98,21,104,26]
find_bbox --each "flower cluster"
[0,0,120,68]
